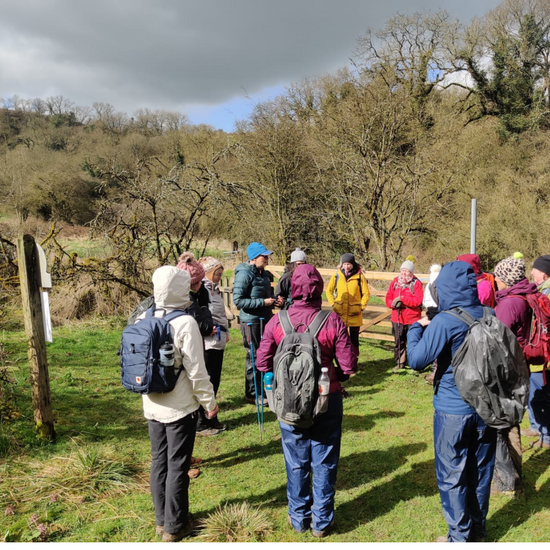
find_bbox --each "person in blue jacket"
[407,261,497,543]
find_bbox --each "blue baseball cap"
[247,242,273,260]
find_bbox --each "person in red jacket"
[256,263,357,538]
[385,259,423,371]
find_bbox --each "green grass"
[1,319,550,541]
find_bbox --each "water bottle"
[315,367,330,415]
[264,372,274,410]
[159,342,175,368]
[318,368,330,396]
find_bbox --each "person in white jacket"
[142,266,218,542]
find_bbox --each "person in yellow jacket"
[327,253,369,358]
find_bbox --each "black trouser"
[148,413,197,534]
[240,321,265,400]
[391,322,410,366]
[349,326,360,348]
[197,349,225,430]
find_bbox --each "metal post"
[470,199,477,254]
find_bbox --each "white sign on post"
[36,244,53,343]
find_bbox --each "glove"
[391,297,402,309]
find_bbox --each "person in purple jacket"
[256,263,357,538]
[407,261,497,543]
[492,254,538,496]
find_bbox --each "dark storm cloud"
[0,0,501,112]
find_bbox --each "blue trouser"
[279,392,343,532]
[434,410,497,543]
[528,372,550,445]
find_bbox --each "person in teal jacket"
[233,242,283,403]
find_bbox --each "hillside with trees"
[2,0,550,321]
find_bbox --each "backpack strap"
[279,309,294,336]
[164,309,187,323]
[307,310,331,337]
[443,307,477,326]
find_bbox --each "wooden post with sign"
[16,234,56,442]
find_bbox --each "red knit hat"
[176,252,205,284]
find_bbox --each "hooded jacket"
[457,254,495,307]
[385,276,423,325]
[141,266,216,423]
[495,278,538,346]
[233,262,274,324]
[407,261,486,415]
[326,266,370,327]
[256,264,358,393]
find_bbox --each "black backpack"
[119,307,187,394]
[445,307,530,429]
[272,309,331,428]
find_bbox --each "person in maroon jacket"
[493,253,538,496]
[256,263,357,538]
[385,260,423,371]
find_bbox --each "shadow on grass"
[486,447,550,542]
[197,442,434,539]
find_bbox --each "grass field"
[1,318,550,542]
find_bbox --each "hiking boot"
[188,468,200,479]
[190,456,203,466]
[156,525,164,537]
[521,428,541,438]
[209,418,227,431]
[196,427,222,437]
[312,520,334,538]
[161,519,195,542]
[287,514,308,534]
[246,396,268,406]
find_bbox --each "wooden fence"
[220,266,429,343]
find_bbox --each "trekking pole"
[259,317,265,438]
[397,306,402,369]
[248,322,262,440]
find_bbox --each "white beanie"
[290,248,307,263]
[400,260,415,274]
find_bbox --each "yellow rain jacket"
[327,268,370,327]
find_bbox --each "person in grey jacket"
[196,256,229,433]
[141,266,217,542]
[233,242,283,403]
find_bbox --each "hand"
[274,296,285,307]
[417,316,431,327]
[264,298,276,306]
[211,326,218,336]
[391,297,402,309]
[205,405,219,419]
[226,331,230,342]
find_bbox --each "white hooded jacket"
[141,266,216,423]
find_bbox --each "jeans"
[528,372,550,445]
[279,392,343,532]
[434,410,496,542]
[240,322,264,400]
[148,413,197,534]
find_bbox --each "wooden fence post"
[16,234,56,442]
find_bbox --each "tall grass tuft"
[13,444,145,505]
[196,502,273,542]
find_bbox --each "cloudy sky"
[0,0,502,131]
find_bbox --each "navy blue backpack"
[119,307,186,394]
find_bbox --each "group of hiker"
[121,241,550,542]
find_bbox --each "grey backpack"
[445,307,530,429]
[272,310,331,429]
